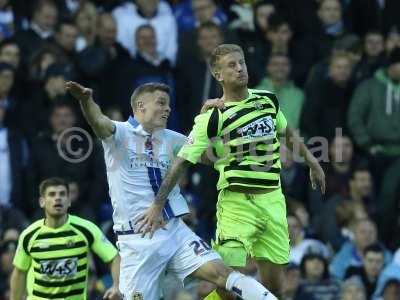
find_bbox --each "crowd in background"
[1,0,400,299]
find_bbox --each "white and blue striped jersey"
[102,116,190,232]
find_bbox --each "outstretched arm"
[282,127,326,194]
[136,157,192,237]
[65,81,114,139]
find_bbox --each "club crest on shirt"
[132,292,143,300]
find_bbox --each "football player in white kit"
[66,81,278,300]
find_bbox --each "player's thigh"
[118,236,166,300]
[167,220,221,283]
[252,190,290,266]
[215,190,263,266]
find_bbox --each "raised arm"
[65,81,114,139]
[10,267,27,300]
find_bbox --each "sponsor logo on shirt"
[40,257,78,278]
[237,116,275,139]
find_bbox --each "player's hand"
[135,203,165,238]
[103,284,121,300]
[65,81,92,102]
[200,98,225,113]
[309,163,326,194]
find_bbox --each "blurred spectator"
[313,0,348,60]
[67,180,96,220]
[306,34,362,93]
[0,39,20,69]
[378,159,400,250]
[301,52,354,141]
[236,0,278,87]
[112,0,178,65]
[176,22,223,134]
[324,135,355,200]
[26,63,74,136]
[115,24,176,128]
[0,62,19,129]
[340,277,367,300]
[295,252,341,300]
[288,213,330,266]
[354,30,387,84]
[287,199,314,239]
[381,279,400,300]
[0,0,15,40]
[314,166,376,251]
[348,0,400,37]
[256,53,304,129]
[0,39,25,93]
[330,218,392,280]
[244,13,314,86]
[104,106,124,122]
[281,264,301,300]
[52,20,78,64]
[174,0,227,32]
[30,100,107,218]
[77,13,130,108]
[0,103,29,229]
[265,14,314,86]
[385,29,400,56]
[373,249,400,299]
[74,1,98,52]
[27,44,65,84]
[345,243,385,299]
[14,0,58,62]
[348,47,400,188]
[0,236,17,299]
[280,145,309,204]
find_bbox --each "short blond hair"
[130,83,170,110]
[209,44,244,74]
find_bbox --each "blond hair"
[209,44,244,74]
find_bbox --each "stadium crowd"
[0,0,400,299]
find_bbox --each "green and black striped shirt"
[13,215,117,300]
[179,89,287,190]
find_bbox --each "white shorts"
[117,218,221,300]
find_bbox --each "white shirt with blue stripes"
[101,116,190,232]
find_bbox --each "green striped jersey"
[178,89,287,190]
[13,215,118,300]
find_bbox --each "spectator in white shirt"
[112,0,178,65]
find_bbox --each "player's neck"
[45,214,68,229]
[134,115,156,133]
[222,86,249,102]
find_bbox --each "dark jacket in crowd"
[175,52,222,134]
[30,132,107,214]
[77,40,131,108]
[348,0,400,36]
[301,77,354,141]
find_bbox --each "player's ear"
[39,197,45,208]
[214,71,222,82]
[137,101,145,111]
